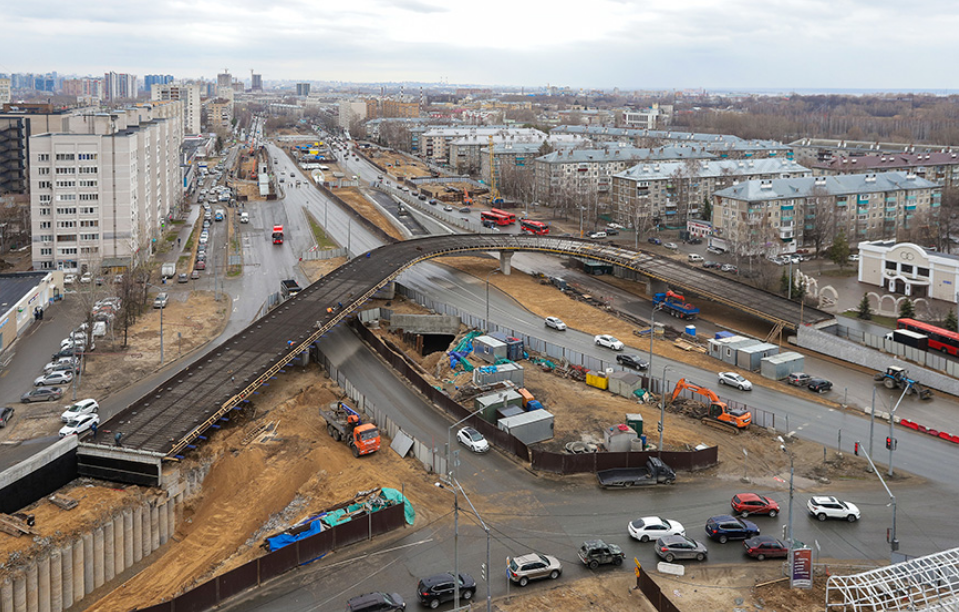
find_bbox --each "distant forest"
[671,95,959,146]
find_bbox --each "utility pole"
[856,442,898,553]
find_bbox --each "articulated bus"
[480,210,514,226]
[520,219,550,235]
[897,318,959,355]
[489,208,517,224]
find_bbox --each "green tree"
[945,310,958,332]
[899,298,916,319]
[780,270,791,295]
[829,230,851,269]
[700,195,712,221]
[856,293,872,320]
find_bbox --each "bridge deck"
[100,235,833,457]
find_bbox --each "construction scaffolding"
[826,548,959,612]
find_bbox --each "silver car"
[507,553,562,586]
[544,316,567,331]
[655,535,708,562]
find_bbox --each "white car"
[628,516,685,543]
[544,316,567,331]
[59,413,100,438]
[44,357,79,373]
[718,372,752,391]
[688,254,704,263]
[594,334,625,351]
[807,496,860,522]
[61,399,99,423]
[35,371,74,387]
[79,273,93,284]
[587,231,607,240]
[64,274,77,285]
[607,223,625,230]
[61,338,94,352]
[457,427,490,453]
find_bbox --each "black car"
[417,573,476,608]
[616,354,649,370]
[482,219,496,228]
[702,261,721,269]
[346,592,405,612]
[52,348,81,360]
[648,237,662,245]
[0,406,14,428]
[606,228,620,236]
[808,378,833,393]
[686,237,703,245]
[705,515,760,543]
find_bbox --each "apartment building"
[421,127,544,168]
[0,78,10,105]
[103,72,137,101]
[1,104,75,195]
[622,104,673,129]
[207,99,233,130]
[28,101,183,272]
[535,145,715,207]
[550,125,793,159]
[296,83,311,97]
[338,100,367,132]
[810,152,959,189]
[448,129,556,175]
[152,83,202,134]
[61,78,103,101]
[611,158,810,228]
[711,172,940,257]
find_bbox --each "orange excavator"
[463,187,473,206]
[670,378,752,432]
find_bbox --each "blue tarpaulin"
[265,516,327,552]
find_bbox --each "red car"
[743,536,788,560]
[731,493,780,517]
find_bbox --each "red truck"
[272,225,284,245]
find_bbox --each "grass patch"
[304,209,338,248]
[177,255,190,267]
[227,268,242,277]
[170,219,185,225]
[818,268,858,278]
[840,310,898,328]
[166,233,177,242]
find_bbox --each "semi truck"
[596,457,676,488]
[318,401,381,457]
[652,290,699,320]
[272,225,284,245]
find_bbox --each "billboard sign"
[790,548,813,589]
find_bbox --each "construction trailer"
[472,335,508,364]
[736,342,779,371]
[497,410,554,445]
[474,389,524,422]
[760,352,805,380]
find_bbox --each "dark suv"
[416,573,476,608]
[346,592,405,611]
[705,515,759,543]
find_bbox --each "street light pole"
[856,442,899,553]
[159,300,164,365]
[436,478,492,612]
[887,384,909,477]
[659,365,674,458]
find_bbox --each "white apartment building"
[338,100,367,132]
[28,101,183,272]
[421,126,546,167]
[151,83,201,134]
[0,77,10,105]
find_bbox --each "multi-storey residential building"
[338,100,367,132]
[550,125,793,159]
[422,127,546,168]
[623,104,672,129]
[103,72,137,101]
[789,137,946,166]
[711,172,940,257]
[207,99,233,130]
[251,74,262,91]
[449,130,579,175]
[535,145,715,207]
[143,75,173,93]
[28,101,183,272]
[0,104,75,195]
[296,83,311,97]
[61,78,103,101]
[0,78,10,105]
[810,152,959,189]
[612,158,810,229]
[151,83,202,134]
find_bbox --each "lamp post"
[856,442,899,553]
[485,268,501,333]
[658,365,674,458]
[887,383,910,477]
[436,479,492,612]
[649,305,662,388]
[778,437,795,551]
[146,284,165,365]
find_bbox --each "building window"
[918,267,929,278]
[80,233,99,240]
[56,181,76,188]
[79,167,98,174]
[58,221,77,228]
[56,194,76,201]
[39,196,51,203]
[37,167,50,175]
[886,261,897,271]
[80,220,99,227]
[56,167,76,175]
[78,153,98,161]
[39,221,51,229]
[40,248,52,256]
[80,207,97,215]
[38,235,53,242]
[56,207,77,215]
[58,247,78,255]
[38,153,50,162]
[79,194,98,201]
[79,180,98,188]
[38,181,51,189]
[56,153,75,161]
[40,261,54,269]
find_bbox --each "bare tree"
[802,186,835,256]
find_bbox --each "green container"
[625,413,644,437]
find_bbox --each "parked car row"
[786,372,834,393]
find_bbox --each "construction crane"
[488,135,504,206]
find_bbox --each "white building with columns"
[858,241,959,303]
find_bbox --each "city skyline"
[3,0,959,90]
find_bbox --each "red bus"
[481,210,514,226]
[897,318,959,355]
[490,208,516,224]
[520,219,550,235]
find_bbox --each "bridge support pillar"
[648,278,668,297]
[499,251,513,276]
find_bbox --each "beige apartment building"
[28,101,183,272]
[151,83,202,134]
[611,158,810,228]
[711,172,940,257]
[811,152,959,189]
[420,127,545,167]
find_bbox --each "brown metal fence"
[636,568,682,612]
[137,503,407,612]
[531,447,718,475]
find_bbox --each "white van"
[239,212,250,224]
[688,254,704,263]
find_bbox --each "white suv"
[807,496,860,522]
[594,334,625,351]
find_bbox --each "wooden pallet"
[0,514,39,537]
[49,493,78,510]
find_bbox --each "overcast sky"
[3,0,958,91]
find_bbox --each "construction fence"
[635,567,682,612]
[135,502,407,612]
